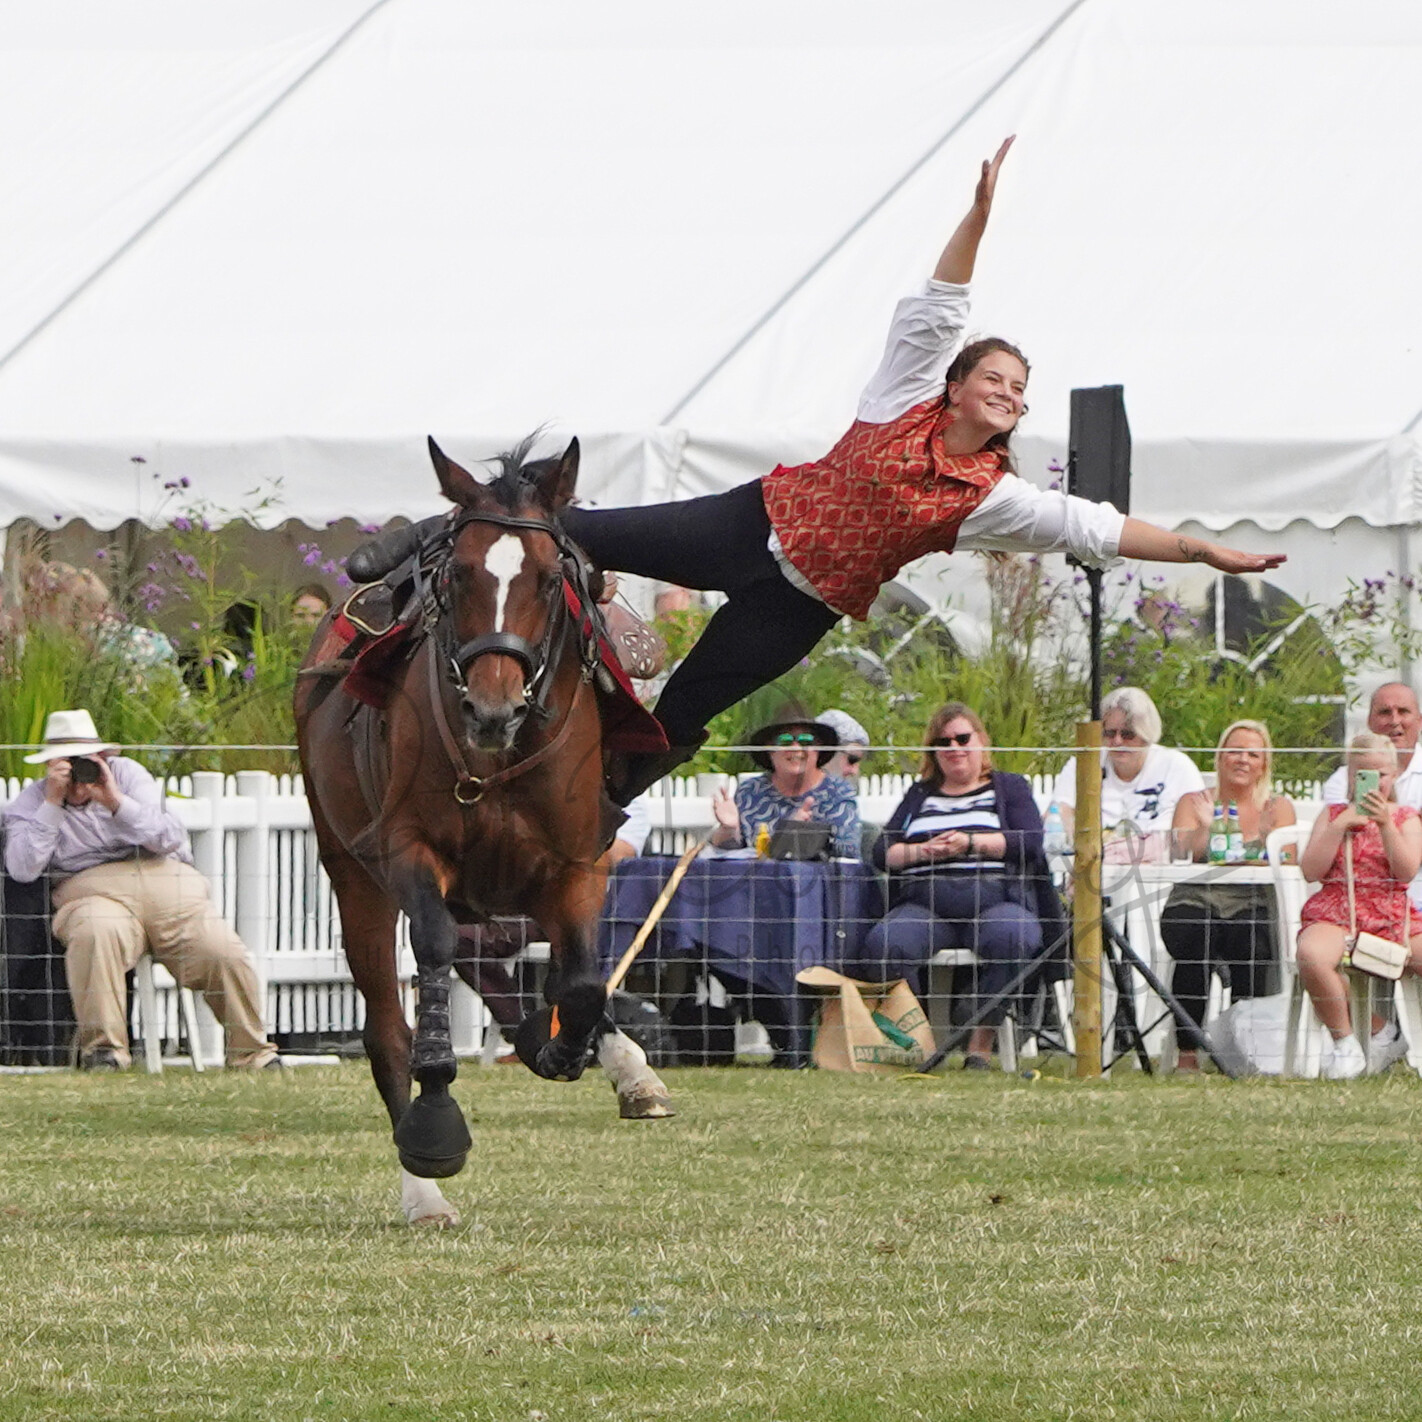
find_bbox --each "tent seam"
[657,0,1095,426]
[0,0,398,377]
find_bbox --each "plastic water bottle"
[1225,803,1245,864]
[1043,800,1068,859]
[1208,803,1228,864]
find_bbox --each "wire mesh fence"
[0,744,1396,1077]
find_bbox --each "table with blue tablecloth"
[598,856,884,1064]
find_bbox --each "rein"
[417,508,602,803]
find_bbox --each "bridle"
[414,507,602,803]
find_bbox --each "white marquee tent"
[2,0,1421,624]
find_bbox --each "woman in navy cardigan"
[860,702,1066,1069]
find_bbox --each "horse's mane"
[484,431,560,513]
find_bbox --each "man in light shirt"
[1322,682,1422,906]
[2,710,276,1071]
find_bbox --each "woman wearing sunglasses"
[708,702,861,859]
[546,136,1283,805]
[857,702,1064,1069]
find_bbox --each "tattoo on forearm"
[1177,537,1208,563]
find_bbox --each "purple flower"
[131,455,146,465]
[242,662,256,682]
[171,517,192,533]
[304,549,321,567]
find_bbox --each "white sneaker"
[1369,1021,1409,1073]
[1324,1033,1367,1080]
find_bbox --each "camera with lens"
[69,756,103,785]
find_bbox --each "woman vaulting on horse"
[354,138,1284,801]
[555,137,1284,798]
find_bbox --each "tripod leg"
[1101,924,1154,1073]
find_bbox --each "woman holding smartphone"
[1296,732,1422,1078]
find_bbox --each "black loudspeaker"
[1068,385,1131,514]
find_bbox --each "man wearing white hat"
[2,710,276,1071]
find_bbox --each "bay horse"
[295,436,673,1226]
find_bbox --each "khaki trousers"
[52,857,275,1068]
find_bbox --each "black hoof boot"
[394,1089,472,1179]
[532,1033,594,1083]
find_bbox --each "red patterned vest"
[761,397,1007,620]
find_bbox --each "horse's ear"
[535,437,580,512]
[428,437,482,507]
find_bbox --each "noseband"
[415,508,602,801]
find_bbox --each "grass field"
[2,1063,1422,1421]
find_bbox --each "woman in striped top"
[862,702,1064,1069]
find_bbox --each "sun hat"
[23,709,120,764]
[745,700,839,771]
[817,708,869,749]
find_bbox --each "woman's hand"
[932,137,1015,284]
[926,831,970,861]
[1362,789,1393,828]
[1332,802,1369,834]
[1201,544,1287,575]
[709,786,740,846]
[973,136,1014,217]
[791,796,816,823]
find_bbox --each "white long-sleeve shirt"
[768,280,1124,598]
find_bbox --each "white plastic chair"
[133,956,205,1074]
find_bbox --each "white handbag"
[1345,836,1409,981]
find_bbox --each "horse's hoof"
[618,1085,675,1120]
[393,1092,471,1178]
[405,1200,461,1227]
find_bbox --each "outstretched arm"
[932,137,1014,284]
[1117,517,1286,574]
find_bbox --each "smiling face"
[946,349,1028,440]
[932,716,987,788]
[767,727,822,788]
[1217,727,1268,798]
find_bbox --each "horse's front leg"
[597,1023,674,1120]
[391,865,472,1180]
[532,871,614,1083]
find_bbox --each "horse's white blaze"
[400,1167,459,1227]
[485,533,525,631]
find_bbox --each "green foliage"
[0,478,325,779]
[678,556,1358,786]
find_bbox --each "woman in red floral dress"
[1297,733,1422,1078]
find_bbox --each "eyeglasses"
[774,732,817,746]
[843,754,864,767]
[931,732,974,748]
